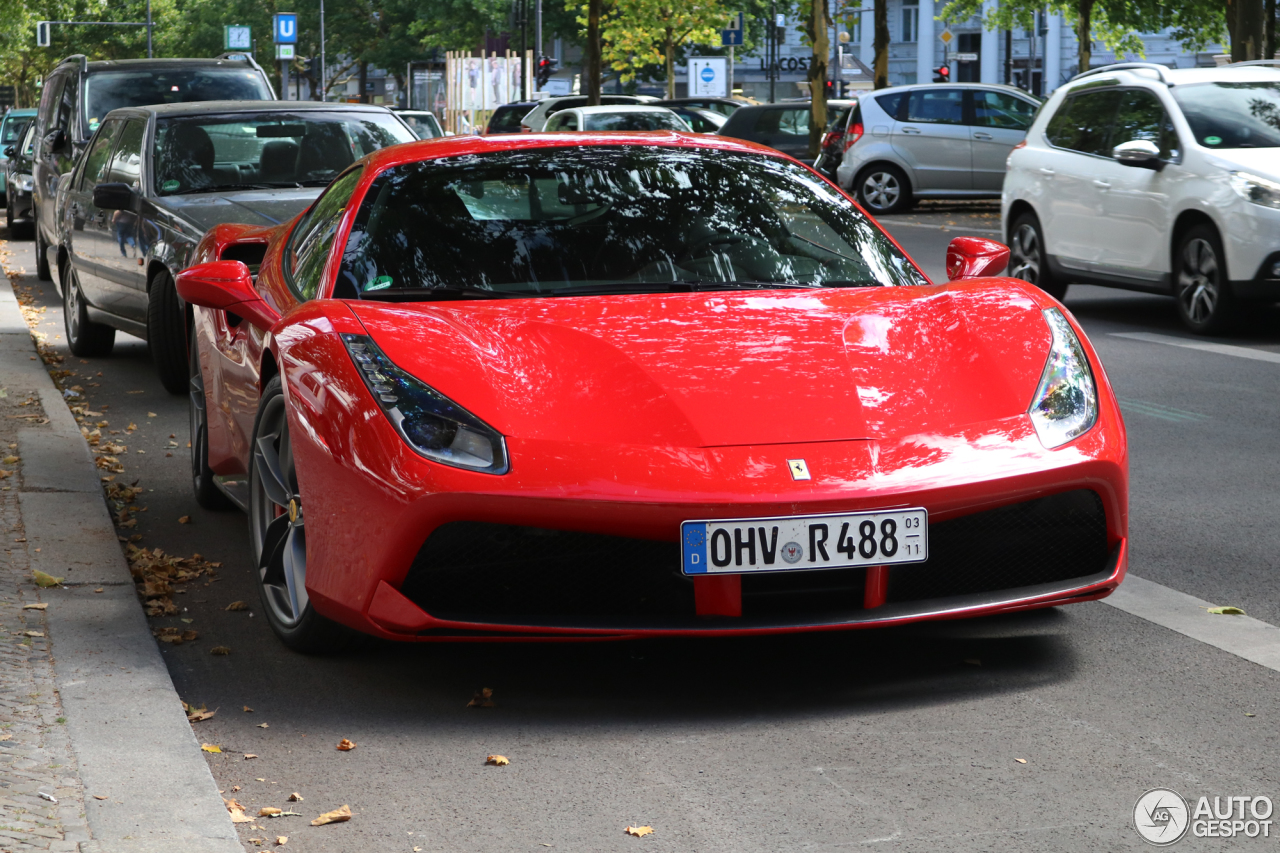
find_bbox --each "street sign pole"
[146,0,152,58]
[319,0,326,101]
[728,46,733,97]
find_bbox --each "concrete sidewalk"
[0,239,241,853]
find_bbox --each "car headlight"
[341,334,509,474]
[1229,171,1280,210]
[1029,309,1097,449]
[14,174,32,193]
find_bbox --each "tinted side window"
[1048,90,1121,155]
[756,109,809,136]
[905,89,964,124]
[37,72,65,135]
[875,92,906,120]
[973,91,1037,129]
[56,72,79,138]
[287,168,363,300]
[107,120,146,187]
[78,121,121,191]
[1112,89,1178,159]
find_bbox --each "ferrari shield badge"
[787,459,811,481]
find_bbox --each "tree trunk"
[586,0,602,105]
[1235,0,1265,60]
[1267,0,1276,61]
[1226,0,1240,61]
[807,0,829,159]
[665,30,676,99]
[1076,0,1094,75]
[873,0,889,88]
[358,60,369,104]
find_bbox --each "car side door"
[96,118,151,320]
[33,70,68,247]
[969,89,1038,191]
[64,120,122,308]
[893,88,971,191]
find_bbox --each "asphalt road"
[5,205,1280,852]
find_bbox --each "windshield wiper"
[547,281,817,297]
[358,286,526,301]
[169,183,279,195]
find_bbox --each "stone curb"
[0,258,242,852]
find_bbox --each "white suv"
[1003,61,1280,334]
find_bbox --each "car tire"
[188,333,232,511]
[1174,223,1235,336]
[1007,212,1068,301]
[5,195,12,232]
[855,164,912,215]
[34,213,51,281]
[148,270,188,395]
[62,264,115,357]
[249,375,355,654]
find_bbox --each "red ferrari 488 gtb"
[177,132,1127,652]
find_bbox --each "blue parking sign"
[273,13,298,44]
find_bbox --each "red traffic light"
[933,65,951,83]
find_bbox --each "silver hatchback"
[835,83,1040,214]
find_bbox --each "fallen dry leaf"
[260,807,283,817]
[287,792,303,802]
[3,455,18,463]
[0,733,10,742]
[624,826,654,838]
[178,515,191,524]
[311,804,353,826]
[1014,758,1028,764]
[184,703,216,723]
[232,785,241,792]
[485,754,510,766]
[1208,606,1246,615]
[468,687,496,708]
[147,412,157,417]
[33,570,63,588]
[230,810,253,824]
[276,837,287,846]
[226,601,249,611]
[244,753,258,760]
[336,738,356,751]
[244,706,254,712]
[224,797,245,811]
[22,602,48,610]
[211,646,231,656]
[24,630,43,637]
[257,723,269,728]
[201,743,222,753]
[93,794,107,800]
[249,839,263,846]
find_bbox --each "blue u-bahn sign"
[273,13,298,44]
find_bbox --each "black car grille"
[399,489,1111,627]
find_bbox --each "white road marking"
[1105,574,1280,673]
[1111,331,1280,365]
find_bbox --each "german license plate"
[681,508,927,575]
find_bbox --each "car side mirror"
[44,128,67,153]
[92,182,135,211]
[1112,138,1162,169]
[946,236,1010,281]
[175,260,282,332]
[2,146,13,159]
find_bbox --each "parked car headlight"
[1029,309,1097,449]
[14,174,33,193]
[341,334,509,474]
[1229,171,1280,210]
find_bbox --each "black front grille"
[400,489,1110,627]
[885,489,1110,604]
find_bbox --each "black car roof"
[103,101,395,120]
[75,57,260,72]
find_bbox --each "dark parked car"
[5,121,37,232]
[718,101,850,161]
[32,54,276,282]
[485,102,536,134]
[656,97,746,117]
[0,108,37,200]
[394,109,446,139]
[55,101,414,393]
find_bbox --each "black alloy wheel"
[188,333,231,510]
[1174,223,1235,335]
[62,264,115,357]
[33,213,51,280]
[855,164,912,215]
[1008,212,1067,300]
[249,376,351,653]
[148,270,189,395]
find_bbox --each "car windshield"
[2,117,31,145]
[1171,81,1280,149]
[85,68,273,133]
[400,112,443,139]
[584,111,687,131]
[337,146,928,299]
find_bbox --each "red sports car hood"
[345,282,1052,447]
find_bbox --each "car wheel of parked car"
[5,196,12,232]
[33,215,51,281]
[62,265,115,357]
[148,270,189,396]
[1008,213,1067,300]
[249,376,353,654]
[855,165,912,215]
[189,334,232,511]
[1174,224,1235,335]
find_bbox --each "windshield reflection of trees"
[339,147,927,296]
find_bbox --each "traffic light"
[36,21,50,48]
[536,57,556,88]
[823,79,834,99]
[933,65,950,83]
[307,56,321,81]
